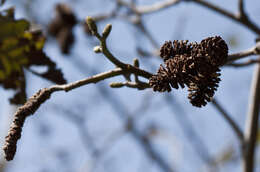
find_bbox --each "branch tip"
[86,16,98,35]
[102,24,112,39]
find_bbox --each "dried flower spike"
[150,36,228,107]
[3,88,52,161]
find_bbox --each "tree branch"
[242,64,260,172]
[135,0,181,14]
[110,81,150,90]
[238,0,246,19]
[191,0,260,35]
[226,46,260,64]
[3,66,152,161]
[117,0,181,15]
[3,18,155,161]
[226,59,260,68]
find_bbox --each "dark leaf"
[0,9,66,105]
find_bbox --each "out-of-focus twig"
[209,145,238,168]
[211,98,244,142]
[165,94,214,167]
[117,0,181,15]
[242,64,260,172]
[52,104,127,172]
[0,159,6,172]
[70,52,175,172]
[135,0,181,15]
[96,85,175,172]
[238,0,246,19]
[191,0,260,35]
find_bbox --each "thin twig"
[211,98,244,142]
[242,64,260,172]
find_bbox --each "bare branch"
[110,81,150,90]
[226,59,260,68]
[135,0,181,15]
[192,0,238,22]
[238,0,246,19]
[211,98,244,142]
[226,46,259,64]
[2,65,152,161]
[242,64,260,172]
[191,0,260,35]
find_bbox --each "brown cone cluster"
[149,36,228,107]
[48,3,77,54]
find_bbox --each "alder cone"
[199,36,228,66]
[160,40,194,61]
[150,36,228,107]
